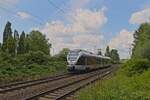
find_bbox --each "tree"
[56,48,70,61]
[14,30,19,54]
[132,23,150,60]
[25,34,30,53]
[110,49,120,63]
[2,21,13,52]
[28,31,50,55]
[0,43,2,51]
[14,30,19,41]
[105,46,110,57]
[1,21,16,55]
[7,36,16,55]
[17,31,26,54]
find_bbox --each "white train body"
[67,49,111,72]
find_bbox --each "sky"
[0,0,150,59]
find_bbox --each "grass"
[77,64,150,100]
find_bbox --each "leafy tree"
[55,48,70,61]
[28,31,50,55]
[14,30,19,41]
[105,46,110,57]
[19,51,51,65]
[1,21,16,55]
[25,34,30,53]
[132,23,150,60]
[14,30,19,54]
[2,21,13,52]
[17,31,26,54]
[110,49,120,63]
[0,43,2,51]
[7,36,16,55]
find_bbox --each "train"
[67,49,111,73]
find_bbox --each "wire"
[10,4,44,24]
[0,6,43,25]
[0,0,44,25]
[60,0,70,11]
[47,0,74,22]
[47,0,66,14]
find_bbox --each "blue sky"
[0,0,150,58]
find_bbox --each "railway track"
[32,69,112,100]
[0,72,67,88]
[0,73,70,93]
[0,65,117,100]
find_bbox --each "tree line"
[97,46,120,63]
[0,21,51,56]
[0,21,120,63]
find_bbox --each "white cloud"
[40,8,107,55]
[130,8,150,24]
[109,29,134,59]
[70,9,107,33]
[17,11,32,20]
[73,34,103,46]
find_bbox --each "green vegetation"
[104,46,120,63]
[123,59,150,76]
[110,49,120,63]
[0,21,68,84]
[78,65,150,100]
[132,23,150,60]
[105,46,111,57]
[77,23,150,100]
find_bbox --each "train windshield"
[67,51,79,62]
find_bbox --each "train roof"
[69,49,110,59]
[70,49,110,59]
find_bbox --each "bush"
[0,51,67,84]
[18,51,51,66]
[122,59,150,76]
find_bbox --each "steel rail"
[26,67,113,100]
[0,73,71,93]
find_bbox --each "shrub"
[18,51,51,66]
[122,59,150,76]
[0,51,67,84]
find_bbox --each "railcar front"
[67,50,80,72]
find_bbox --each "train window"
[103,59,105,65]
[100,58,102,66]
[97,58,100,64]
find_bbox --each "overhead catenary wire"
[0,4,43,26]
[47,0,66,14]
[4,0,44,24]
[47,0,74,18]
[0,0,72,26]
